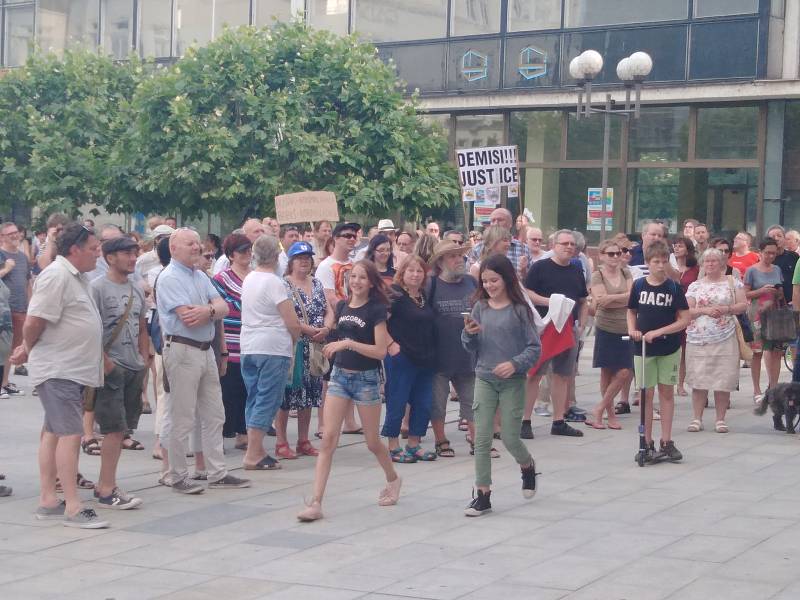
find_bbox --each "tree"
[0,50,142,216]
[111,22,459,220]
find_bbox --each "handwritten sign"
[457,145,519,195]
[275,191,339,224]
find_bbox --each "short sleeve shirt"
[156,260,221,342]
[685,278,739,344]
[27,256,103,387]
[333,299,387,371]
[0,249,30,312]
[627,278,689,357]
[524,258,588,320]
[316,256,352,302]
[91,277,146,371]
[240,271,292,358]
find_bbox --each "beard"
[441,262,466,281]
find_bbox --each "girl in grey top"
[460,254,540,517]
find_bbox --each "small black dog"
[754,383,800,433]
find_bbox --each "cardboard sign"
[457,145,519,195]
[275,191,339,224]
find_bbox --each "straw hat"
[428,239,471,265]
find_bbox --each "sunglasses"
[604,251,622,257]
[338,233,357,240]
[621,247,630,254]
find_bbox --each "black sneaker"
[564,407,586,422]
[520,420,534,440]
[171,479,204,495]
[635,441,661,464]
[464,489,492,517]
[660,440,683,462]
[3,383,23,397]
[521,461,539,499]
[209,474,251,489]
[551,420,583,437]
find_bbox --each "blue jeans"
[241,354,291,432]
[381,351,434,439]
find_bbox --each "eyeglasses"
[604,251,622,257]
[621,248,630,254]
[202,253,214,260]
[338,233,357,240]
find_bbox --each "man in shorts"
[11,223,108,528]
[90,237,150,509]
[627,241,691,462]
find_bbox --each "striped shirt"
[212,268,244,363]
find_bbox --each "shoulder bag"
[288,282,329,377]
[727,276,753,361]
[83,285,136,411]
[761,288,799,344]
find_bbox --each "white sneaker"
[0,391,9,400]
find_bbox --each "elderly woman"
[744,238,784,402]
[276,241,332,459]
[587,239,632,429]
[240,235,301,470]
[685,248,747,432]
[469,225,511,279]
[212,233,252,451]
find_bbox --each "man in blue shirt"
[157,228,249,494]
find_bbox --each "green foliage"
[0,50,142,216]
[111,22,459,220]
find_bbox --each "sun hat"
[428,239,471,265]
[377,219,397,232]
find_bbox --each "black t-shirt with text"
[524,258,588,319]
[627,277,689,357]
[333,299,388,371]
[774,250,799,302]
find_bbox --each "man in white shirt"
[135,224,174,282]
[277,224,301,276]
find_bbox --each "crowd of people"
[0,210,797,522]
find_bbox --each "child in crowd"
[627,241,691,463]
[461,254,541,517]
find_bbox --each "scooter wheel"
[636,453,645,467]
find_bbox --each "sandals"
[435,440,455,458]
[458,419,469,432]
[406,445,436,461]
[715,420,729,433]
[243,455,282,470]
[55,473,95,492]
[81,437,101,456]
[687,419,703,432]
[122,437,144,451]
[390,447,417,463]
[275,442,297,460]
[295,440,319,457]
[141,402,152,415]
[469,443,500,458]
[615,402,631,415]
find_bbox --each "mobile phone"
[460,311,472,318]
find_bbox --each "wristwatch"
[209,305,216,319]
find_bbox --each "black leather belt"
[165,335,212,351]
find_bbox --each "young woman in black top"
[297,261,401,522]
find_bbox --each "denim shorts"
[241,354,291,432]
[327,367,381,405]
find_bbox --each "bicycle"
[784,341,797,372]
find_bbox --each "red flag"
[528,320,576,376]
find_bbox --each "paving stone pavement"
[1,337,799,599]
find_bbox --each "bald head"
[489,208,513,230]
[242,218,266,242]
[169,228,201,268]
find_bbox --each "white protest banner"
[275,191,339,224]
[457,145,519,198]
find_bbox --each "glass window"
[3,4,34,67]
[451,0,501,36]
[102,0,133,59]
[510,111,561,163]
[139,0,172,58]
[308,0,350,35]
[629,106,690,162]
[214,0,251,36]
[507,0,561,31]
[566,112,621,161]
[456,115,504,150]
[504,34,560,89]
[448,38,501,91]
[176,0,213,55]
[254,0,294,26]
[379,44,447,93]
[562,26,687,85]
[696,106,758,159]
[782,102,800,228]
[564,0,688,28]
[689,20,758,80]
[694,0,758,17]
[38,0,100,54]
[353,0,447,42]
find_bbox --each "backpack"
[148,271,164,355]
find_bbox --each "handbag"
[286,340,304,390]
[288,282,329,377]
[727,276,752,361]
[761,292,799,344]
[83,285,136,411]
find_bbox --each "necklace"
[403,286,425,308]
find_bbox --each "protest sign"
[586,188,613,231]
[457,145,519,197]
[275,191,339,224]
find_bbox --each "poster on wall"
[457,145,519,200]
[587,187,613,232]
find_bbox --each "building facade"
[2,0,800,238]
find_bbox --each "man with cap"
[427,239,478,457]
[135,224,175,282]
[89,236,149,509]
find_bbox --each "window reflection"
[4,4,34,66]
[507,0,561,31]
[566,112,621,161]
[696,106,758,159]
[308,0,349,35]
[564,0,687,27]
[254,0,294,26]
[140,0,172,58]
[451,0,501,36]
[176,0,213,55]
[694,0,758,17]
[102,0,133,59]
[214,0,251,37]
[510,111,561,163]
[353,0,447,42]
[38,0,99,55]
[629,106,689,162]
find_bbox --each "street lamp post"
[569,50,654,241]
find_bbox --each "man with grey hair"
[468,207,531,275]
[157,228,249,494]
[523,229,589,438]
[767,224,798,303]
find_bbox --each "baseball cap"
[287,241,315,258]
[102,236,139,256]
[332,222,360,237]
